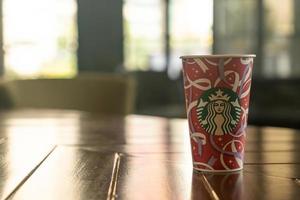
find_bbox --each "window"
[3,0,77,78]
[214,0,298,78]
[263,0,294,78]
[124,0,213,79]
[3,0,298,79]
[123,0,164,71]
[213,1,258,55]
[169,0,213,78]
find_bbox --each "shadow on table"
[191,172,243,200]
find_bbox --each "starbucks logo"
[196,88,241,135]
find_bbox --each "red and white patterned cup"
[180,54,255,172]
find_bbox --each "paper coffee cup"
[180,54,255,172]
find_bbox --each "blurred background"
[0,0,299,127]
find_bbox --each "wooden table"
[0,109,299,200]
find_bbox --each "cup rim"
[180,54,256,59]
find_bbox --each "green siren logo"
[196,88,241,135]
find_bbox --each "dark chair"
[248,78,300,129]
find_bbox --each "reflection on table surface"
[0,109,299,200]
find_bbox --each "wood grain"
[0,138,54,200]
[8,147,116,200]
[0,109,299,199]
[244,164,300,179]
[200,171,300,200]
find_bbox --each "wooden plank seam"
[199,174,220,200]
[4,146,57,200]
[107,153,122,200]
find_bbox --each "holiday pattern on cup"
[182,56,254,171]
